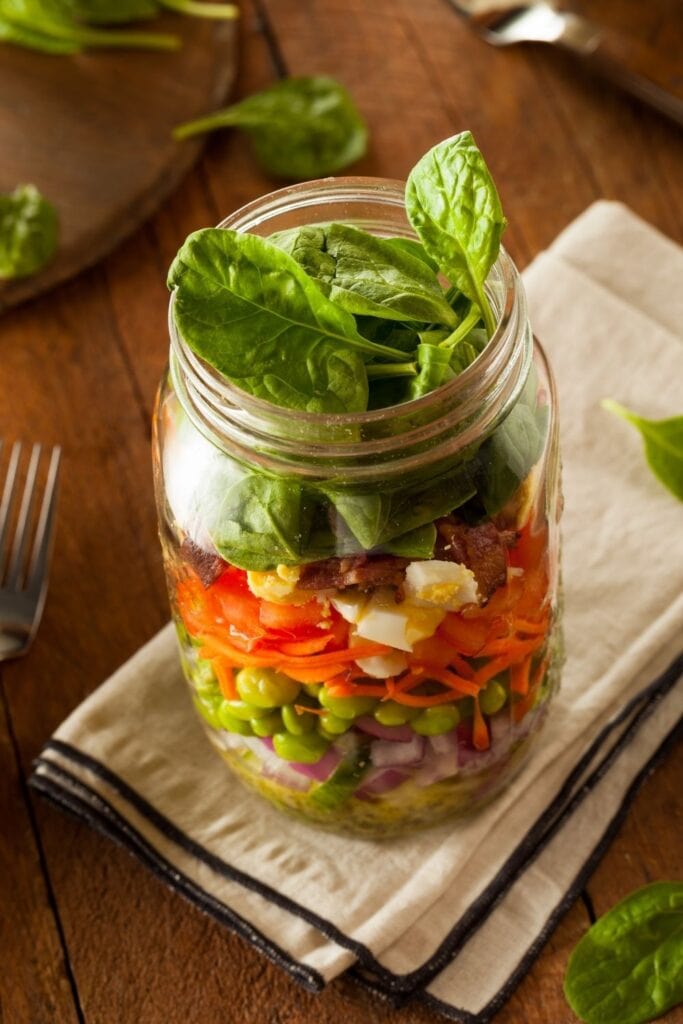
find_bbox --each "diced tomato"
[438,614,490,655]
[259,599,324,633]
[209,568,265,639]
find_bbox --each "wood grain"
[0,12,237,313]
[0,0,681,1022]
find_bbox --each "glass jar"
[153,178,562,838]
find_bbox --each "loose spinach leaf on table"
[564,881,683,1024]
[0,184,58,280]
[168,228,412,414]
[270,222,457,328]
[0,0,180,49]
[602,399,683,501]
[406,131,506,336]
[174,77,367,180]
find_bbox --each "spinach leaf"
[271,222,456,327]
[382,522,436,558]
[0,0,180,49]
[354,316,421,354]
[173,77,367,180]
[0,184,58,280]
[602,400,683,501]
[323,461,476,550]
[408,341,456,400]
[564,882,683,1024]
[168,228,412,414]
[210,473,314,572]
[406,131,506,335]
[383,237,439,272]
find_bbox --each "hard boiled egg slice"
[330,592,368,624]
[404,560,479,611]
[354,588,445,652]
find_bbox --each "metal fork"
[0,442,61,661]
[449,0,683,127]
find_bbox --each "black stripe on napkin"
[419,712,683,1024]
[34,651,682,998]
[29,762,325,993]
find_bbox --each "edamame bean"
[480,679,508,715]
[273,731,329,764]
[221,700,271,721]
[252,711,282,737]
[318,691,377,720]
[374,701,420,726]
[193,659,218,693]
[412,705,461,736]
[318,712,351,736]
[236,666,300,708]
[281,703,315,735]
[303,683,322,698]
[217,703,254,735]
[193,695,222,729]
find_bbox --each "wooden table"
[2,2,682,1022]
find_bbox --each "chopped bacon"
[179,537,226,588]
[298,555,409,593]
[435,518,518,601]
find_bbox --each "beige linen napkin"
[31,202,683,1021]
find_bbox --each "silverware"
[448,0,683,127]
[0,442,61,661]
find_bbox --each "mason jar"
[152,178,562,838]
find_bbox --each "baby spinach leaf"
[382,522,436,558]
[0,0,179,48]
[168,229,413,414]
[564,882,683,1024]
[174,76,367,180]
[271,222,457,327]
[383,237,439,271]
[602,399,683,502]
[406,131,506,335]
[210,473,314,572]
[0,184,58,280]
[354,316,421,354]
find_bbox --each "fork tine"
[0,441,22,574]
[26,446,61,595]
[6,443,42,589]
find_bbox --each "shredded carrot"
[275,635,333,656]
[478,635,544,659]
[513,617,549,636]
[409,665,480,697]
[326,682,389,698]
[391,690,463,708]
[282,663,346,683]
[472,697,490,751]
[293,704,326,717]
[512,657,550,722]
[213,659,237,701]
[510,656,531,696]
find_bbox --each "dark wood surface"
[0,13,237,313]
[1,1,682,1022]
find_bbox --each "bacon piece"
[179,537,226,588]
[435,518,517,601]
[298,555,409,593]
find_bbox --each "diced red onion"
[260,736,275,751]
[414,750,459,788]
[289,747,342,781]
[356,768,409,798]
[428,731,459,757]
[238,737,311,791]
[371,734,425,769]
[355,716,414,742]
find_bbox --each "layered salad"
[157,133,561,836]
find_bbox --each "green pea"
[412,705,461,736]
[319,712,351,736]
[217,703,254,735]
[221,700,271,721]
[273,731,329,764]
[318,691,378,720]
[281,703,316,735]
[235,666,300,708]
[374,701,420,726]
[251,711,282,737]
[193,695,222,729]
[480,679,508,716]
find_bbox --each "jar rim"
[167,176,532,477]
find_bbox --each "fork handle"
[559,17,683,127]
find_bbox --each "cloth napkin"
[30,202,683,1023]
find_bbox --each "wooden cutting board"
[0,14,237,312]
